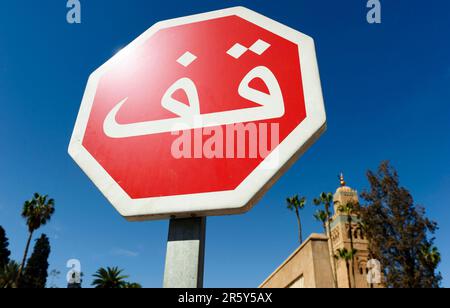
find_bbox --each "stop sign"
[68,7,326,221]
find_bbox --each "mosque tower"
[330,174,371,288]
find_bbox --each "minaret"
[332,173,359,214]
[330,174,370,288]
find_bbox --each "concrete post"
[163,217,206,288]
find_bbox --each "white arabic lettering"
[103,65,284,139]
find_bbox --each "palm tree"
[92,267,128,288]
[313,192,338,288]
[0,261,20,288]
[420,244,441,280]
[17,193,55,282]
[123,282,142,288]
[424,246,441,266]
[335,248,357,288]
[338,201,359,288]
[313,210,328,234]
[286,195,306,244]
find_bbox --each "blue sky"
[0,0,449,287]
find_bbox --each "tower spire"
[339,172,346,186]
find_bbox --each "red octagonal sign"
[68,7,326,220]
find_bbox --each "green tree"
[92,267,129,288]
[313,210,328,234]
[335,248,357,288]
[419,243,442,287]
[0,261,20,288]
[0,226,11,269]
[360,161,441,288]
[17,193,55,282]
[313,192,338,288]
[123,282,142,288]
[286,195,306,244]
[20,234,51,288]
[337,201,359,288]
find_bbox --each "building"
[260,175,379,288]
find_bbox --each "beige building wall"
[259,234,334,288]
[260,175,382,288]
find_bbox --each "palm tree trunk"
[326,221,338,288]
[346,261,352,288]
[295,209,302,244]
[17,230,33,282]
[347,216,356,288]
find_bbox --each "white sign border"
[68,6,326,221]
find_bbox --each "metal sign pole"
[163,217,206,288]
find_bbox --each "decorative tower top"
[333,172,359,214]
[339,173,346,186]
